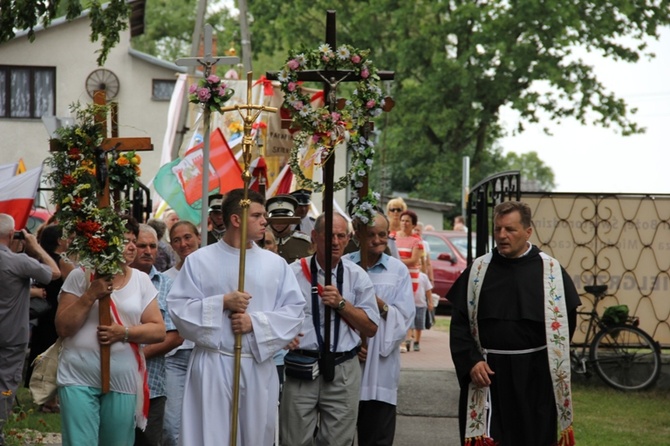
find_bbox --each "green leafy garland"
[278,43,385,223]
[46,102,140,276]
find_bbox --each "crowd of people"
[0,191,579,446]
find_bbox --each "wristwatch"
[336,298,346,311]
[381,303,389,319]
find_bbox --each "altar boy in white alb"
[167,189,305,446]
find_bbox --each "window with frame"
[152,79,176,101]
[0,66,56,119]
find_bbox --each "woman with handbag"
[25,224,75,413]
[55,217,166,446]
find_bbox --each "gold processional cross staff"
[219,71,277,446]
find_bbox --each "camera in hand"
[13,231,25,240]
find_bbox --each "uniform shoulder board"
[292,231,312,243]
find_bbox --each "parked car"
[422,230,473,312]
[25,207,53,234]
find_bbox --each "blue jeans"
[162,349,191,446]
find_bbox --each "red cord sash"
[109,298,149,430]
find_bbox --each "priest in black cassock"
[448,201,581,446]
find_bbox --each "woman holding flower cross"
[55,216,166,446]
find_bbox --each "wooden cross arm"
[50,137,153,152]
[265,70,395,82]
[101,137,153,152]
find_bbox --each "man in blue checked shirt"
[131,224,182,446]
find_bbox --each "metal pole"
[220,72,277,446]
[200,107,211,247]
[462,156,470,224]
[237,0,253,73]
[172,0,208,160]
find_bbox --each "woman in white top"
[55,217,165,446]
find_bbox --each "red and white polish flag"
[0,166,42,229]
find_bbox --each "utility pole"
[171,0,208,160]
[237,0,253,73]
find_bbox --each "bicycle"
[570,284,662,391]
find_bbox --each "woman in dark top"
[25,224,74,412]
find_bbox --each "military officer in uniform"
[266,195,313,264]
[290,189,316,234]
[207,193,225,245]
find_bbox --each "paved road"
[394,323,461,446]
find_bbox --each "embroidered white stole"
[464,252,574,445]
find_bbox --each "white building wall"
[0,15,180,206]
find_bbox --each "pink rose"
[351,55,361,64]
[322,56,330,63]
[207,74,220,84]
[331,112,341,121]
[288,82,297,92]
[197,87,211,101]
[293,101,304,110]
[188,84,198,94]
[361,68,369,79]
[216,85,228,97]
[366,99,376,109]
[287,59,300,70]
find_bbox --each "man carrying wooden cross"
[281,212,379,446]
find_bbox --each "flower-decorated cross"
[267,9,394,366]
[48,90,153,394]
[176,23,239,245]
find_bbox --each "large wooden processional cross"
[267,10,394,363]
[50,91,153,393]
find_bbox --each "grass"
[433,314,451,333]
[2,387,60,445]
[572,380,670,444]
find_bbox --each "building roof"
[11,1,184,73]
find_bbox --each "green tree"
[245,0,669,203]
[503,151,556,191]
[0,0,130,65]
[131,0,234,64]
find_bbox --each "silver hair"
[0,214,15,237]
[138,223,158,241]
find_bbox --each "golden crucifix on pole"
[220,71,277,446]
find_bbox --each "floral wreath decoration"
[46,102,141,276]
[278,43,389,225]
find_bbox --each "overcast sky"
[499,29,670,194]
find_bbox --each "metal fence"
[466,172,670,346]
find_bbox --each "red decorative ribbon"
[254,76,274,96]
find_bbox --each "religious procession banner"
[153,128,242,224]
[0,165,42,229]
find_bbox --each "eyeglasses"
[389,208,403,213]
